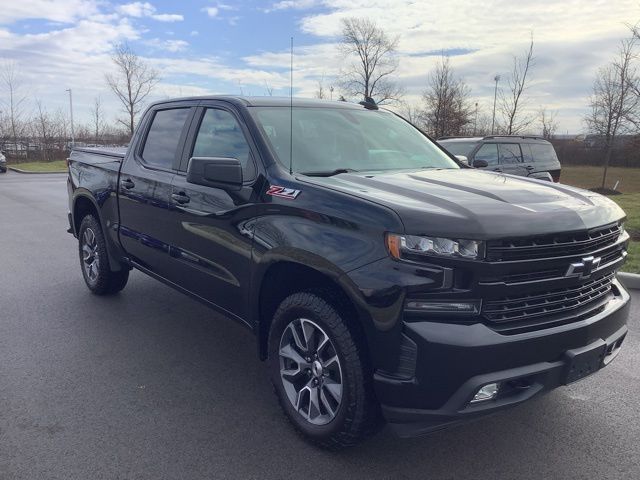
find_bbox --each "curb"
[618,272,640,290]
[8,166,67,174]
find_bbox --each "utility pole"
[474,102,478,136]
[66,88,75,148]
[491,75,500,135]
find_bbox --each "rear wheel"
[78,215,129,295]
[268,291,382,449]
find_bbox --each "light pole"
[474,102,478,136]
[66,88,75,148]
[491,75,500,135]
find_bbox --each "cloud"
[116,2,183,22]
[145,38,189,52]
[268,0,320,11]
[203,7,219,18]
[0,0,99,24]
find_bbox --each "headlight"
[386,233,484,260]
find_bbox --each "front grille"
[483,273,615,324]
[486,224,622,262]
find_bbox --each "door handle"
[121,178,135,190]
[171,192,191,205]
[525,165,535,171]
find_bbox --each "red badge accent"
[266,185,301,200]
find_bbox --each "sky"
[0,0,638,134]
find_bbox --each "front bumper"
[376,279,630,438]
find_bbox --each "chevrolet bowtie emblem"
[565,256,602,279]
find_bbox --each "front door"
[118,105,194,278]
[497,142,528,177]
[166,105,261,320]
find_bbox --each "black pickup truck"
[68,96,630,448]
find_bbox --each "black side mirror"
[187,157,243,190]
[472,159,489,168]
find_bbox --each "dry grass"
[560,165,640,193]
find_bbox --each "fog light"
[405,300,480,315]
[471,383,499,403]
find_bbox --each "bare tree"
[397,100,421,125]
[105,43,159,137]
[585,37,639,189]
[33,100,55,161]
[420,56,472,138]
[538,107,558,139]
[499,35,535,134]
[263,81,274,96]
[338,17,403,105]
[0,61,28,159]
[90,96,105,145]
[315,74,328,99]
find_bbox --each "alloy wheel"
[278,318,343,425]
[81,227,100,283]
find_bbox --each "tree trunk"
[601,146,612,189]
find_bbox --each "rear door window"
[521,143,534,163]
[529,143,559,163]
[498,143,523,164]
[473,143,499,166]
[142,108,191,170]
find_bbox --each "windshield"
[250,107,459,174]
[438,141,478,156]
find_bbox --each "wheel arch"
[72,191,127,271]
[253,255,373,362]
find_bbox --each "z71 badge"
[266,185,301,200]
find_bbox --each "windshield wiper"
[300,168,358,177]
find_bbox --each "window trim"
[135,105,197,174]
[178,104,258,184]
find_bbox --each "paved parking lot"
[1,171,639,480]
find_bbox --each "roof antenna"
[289,36,294,175]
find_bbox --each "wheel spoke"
[301,319,317,352]
[308,385,321,419]
[289,322,307,352]
[316,331,329,356]
[279,344,307,366]
[323,379,342,404]
[320,387,336,417]
[322,355,339,369]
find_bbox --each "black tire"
[268,291,382,449]
[78,214,129,295]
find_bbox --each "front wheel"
[78,214,129,295]
[268,291,382,449]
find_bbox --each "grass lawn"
[561,166,639,274]
[10,160,67,172]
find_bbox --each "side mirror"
[187,157,243,190]
[455,155,468,165]
[472,159,489,168]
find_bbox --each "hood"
[301,169,625,239]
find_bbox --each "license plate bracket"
[563,340,607,385]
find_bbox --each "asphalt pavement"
[1,171,639,480]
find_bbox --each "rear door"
[527,141,561,179]
[118,104,196,278]
[166,104,261,320]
